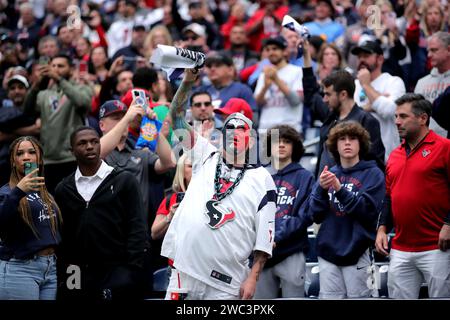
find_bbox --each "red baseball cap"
[214,98,253,121]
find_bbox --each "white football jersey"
[161,136,276,295]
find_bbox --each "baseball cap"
[7,75,29,89]
[99,100,128,119]
[205,54,234,67]
[182,23,206,38]
[262,36,288,50]
[351,40,383,56]
[133,24,146,32]
[214,98,253,121]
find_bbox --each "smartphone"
[24,162,38,177]
[123,56,137,62]
[176,192,185,203]
[78,60,88,73]
[132,89,149,109]
[38,56,50,65]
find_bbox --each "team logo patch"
[205,200,235,229]
[422,149,431,158]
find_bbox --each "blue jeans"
[0,254,57,300]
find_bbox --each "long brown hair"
[8,136,62,238]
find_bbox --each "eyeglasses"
[183,35,199,41]
[192,101,212,107]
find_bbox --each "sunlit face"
[427,37,450,69]
[337,135,360,162]
[91,47,108,68]
[323,85,341,112]
[191,93,213,121]
[264,44,285,65]
[75,38,90,57]
[152,30,168,47]
[15,141,38,176]
[426,6,443,30]
[395,103,426,140]
[71,130,101,165]
[357,52,379,71]
[205,63,233,85]
[322,47,340,68]
[315,1,332,20]
[40,40,59,58]
[116,71,133,94]
[230,26,247,45]
[271,138,293,162]
[99,112,126,137]
[51,57,72,79]
[7,82,27,106]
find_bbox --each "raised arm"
[100,104,145,159]
[169,69,198,149]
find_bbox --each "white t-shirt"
[255,64,303,132]
[354,73,405,162]
[415,68,450,137]
[161,136,276,295]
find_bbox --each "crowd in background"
[0,0,449,300]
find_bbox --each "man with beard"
[23,54,94,194]
[161,69,276,300]
[302,45,385,178]
[55,127,147,300]
[352,40,406,162]
[255,36,304,132]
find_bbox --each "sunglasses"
[183,35,199,41]
[192,101,212,107]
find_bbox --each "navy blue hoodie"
[0,184,60,260]
[265,162,315,268]
[306,160,385,266]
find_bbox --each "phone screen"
[24,162,38,177]
[39,56,49,65]
[79,61,88,73]
[176,192,185,203]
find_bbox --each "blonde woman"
[151,153,192,240]
[144,25,174,62]
[0,136,62,300]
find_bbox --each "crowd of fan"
[0,0,449,300]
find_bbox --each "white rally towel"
[150,44,206,81]
[282,15,310,39]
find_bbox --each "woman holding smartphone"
[0,136,62,300]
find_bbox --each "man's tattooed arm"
[169,69,198,147]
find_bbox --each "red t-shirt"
[245,6,289,52]
[386,130,450,252]
[156,193,178,217]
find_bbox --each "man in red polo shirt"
[376,93,450,299]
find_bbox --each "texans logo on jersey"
[205,200,235,229]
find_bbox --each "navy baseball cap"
[99,100,127,119]
[262,36,288,50]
